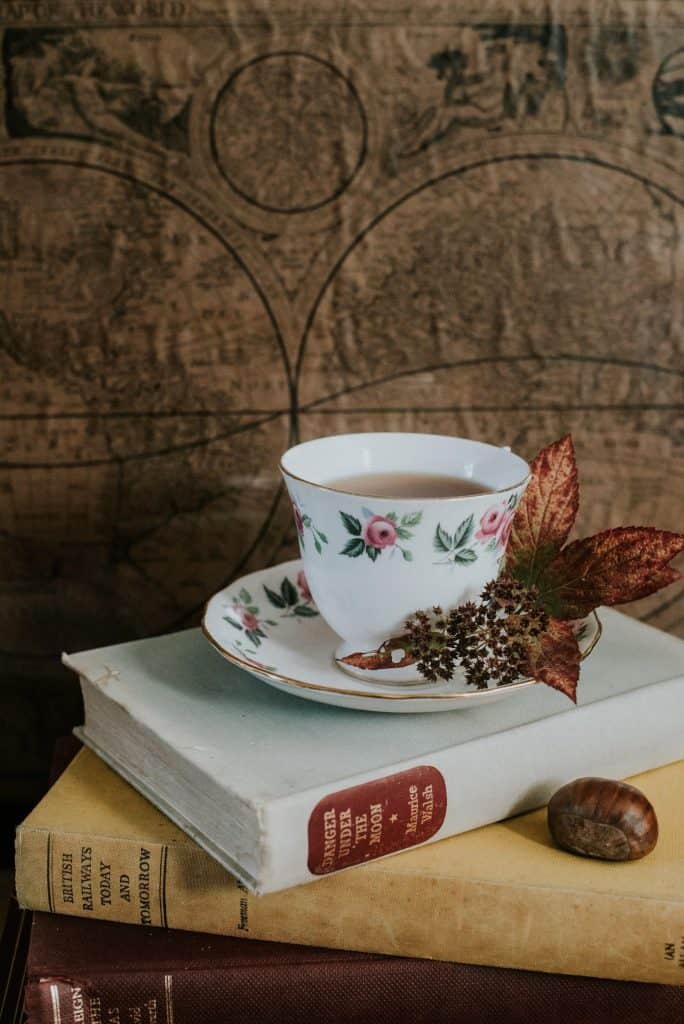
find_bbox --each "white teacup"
[280,433,530,681]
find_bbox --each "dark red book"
[22,910,684,1024]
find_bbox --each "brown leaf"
[537,527,684,619]
[526,617,581,702]
[507,435,579,586]
[338,641,416,671]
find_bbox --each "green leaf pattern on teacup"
[263,574,319,619]
[433,513,478,564]
[339,507,422,562]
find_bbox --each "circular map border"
[209,50,369,215]
[294,149,684,389]
[0,152,295,396]
[0,152,296,632]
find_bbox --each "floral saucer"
[202,559,602,713]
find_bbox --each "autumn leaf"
[525,617,581,703]
[338,640,416,671]
[507,435,579,586]
[404,431,683,701]
[536,527,684,619]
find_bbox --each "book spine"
[263,674,684,891]
[25,972,194,1024]
[15,824,684,985]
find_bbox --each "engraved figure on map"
[653,47,684,138]
[395,24,569,158]
[3,29,197,152]
[580,28,644,131]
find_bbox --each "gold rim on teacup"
[279,432,531,499]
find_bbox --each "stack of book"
[12,608,684,1022]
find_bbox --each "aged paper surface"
[0,2,682,777]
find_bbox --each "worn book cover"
[15,748,684,984]
[60,608,684,892]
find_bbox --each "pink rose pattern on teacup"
[291,501,328,554]
[339,508,422,562]
[434,493,519,566]
[223,574,319,647]
[476,496,519,553]
[475,504,506,541]
[296,569,313,603]
[363,515,397,549]
[498,509,515,549]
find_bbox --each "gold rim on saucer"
[201,607,602,703]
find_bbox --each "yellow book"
[16,748,684,985]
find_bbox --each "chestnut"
[547,777,658,861]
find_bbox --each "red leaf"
[537,527,684,619]
[526,617,580,702]
[507,435,579,586]
[338,642,415,671]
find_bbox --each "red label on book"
[307,766,447,875]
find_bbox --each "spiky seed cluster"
[403,606,457,682]
[404,577,549,689]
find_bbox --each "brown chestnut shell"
[547,777,658,861]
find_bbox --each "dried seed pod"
[547,777,658,861]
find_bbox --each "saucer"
[202,559,601,713]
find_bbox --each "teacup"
[280,433,530,682]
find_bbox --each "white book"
[65,608,684,894]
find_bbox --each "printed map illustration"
[0,2,682,793]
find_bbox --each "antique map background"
[0,1,682,803]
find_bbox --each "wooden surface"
[0,2,682,801]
